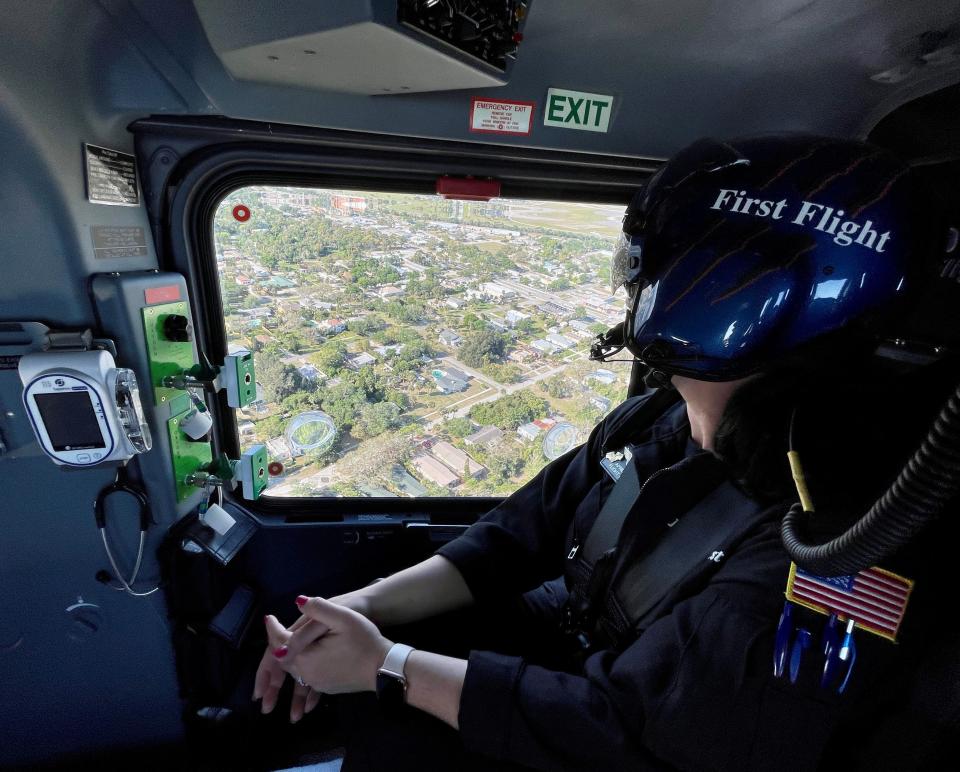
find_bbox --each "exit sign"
[543,88,614,133]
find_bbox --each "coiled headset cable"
[95,465,160,597]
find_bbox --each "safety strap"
[562,388,682,639]
[579,387,682,567]
[581,451,644,566]
[600,481,770,646]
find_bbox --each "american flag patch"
[785,563,914,642]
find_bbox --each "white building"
[517,422,542,442]
[505,309,531,328]
[546,333,577,350]
[430,441,486,479]
[412,454,459,488]
[532,339,560,355]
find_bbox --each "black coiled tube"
[781,383,960,576]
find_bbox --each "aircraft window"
[214,186,629,497]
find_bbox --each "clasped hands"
[253,594,393,723]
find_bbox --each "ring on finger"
[294,674,308,687]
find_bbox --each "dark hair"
[714,330,913,508]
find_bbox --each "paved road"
[419,352,585,425]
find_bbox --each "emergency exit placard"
[469,98,535,136]
[544,88,614,133]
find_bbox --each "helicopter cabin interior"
[1,1,960,770]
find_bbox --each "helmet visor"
[610,232,646,294]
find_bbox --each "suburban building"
[505,309,531,327]
[319,318,346,334]
[532,339,560,355]
[466,282,516,303]
[390,466,429,497]
[411,454,460,488]
[379,285,405,299]
[588,369,618,386]
[464,425,504,447]
[590,395,612,411]
[439,366,471,382]
[517,422,543,442]
[435,375,468,394]
[438,329,463,347]
[537,301,574,318]
[238,420,256,437]
[297,364,322,382]
[430,441,486,479]
[349,352,376,368]
[546,333,577,350]
[568,318,596,334]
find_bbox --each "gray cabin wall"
[0,4,187,766]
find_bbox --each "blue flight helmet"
[610,135,940,381]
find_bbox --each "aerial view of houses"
[214,187,631,498]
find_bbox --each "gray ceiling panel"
[6,0,959,161]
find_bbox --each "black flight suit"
[342,394,944,771]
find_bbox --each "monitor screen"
[34,391,106,451]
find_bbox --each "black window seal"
[131,115,659,520]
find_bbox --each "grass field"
[507,201,623,236]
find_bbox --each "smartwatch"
[375,643,415,713]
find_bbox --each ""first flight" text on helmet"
[710,189,892,252]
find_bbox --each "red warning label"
[469,98,535,136]
[144,285,182,305]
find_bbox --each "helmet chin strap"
[643,368,674,390]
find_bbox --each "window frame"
[134,116,658,520]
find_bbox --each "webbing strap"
[610,481,768,636]
[582,453,643,566]
[581,387,682,567]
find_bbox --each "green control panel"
[142,302,195,407]
[143,303,211,503]
[223,350,256,408]
[237,445,269,500]
[142,301,267,503]
[166,393,214,503]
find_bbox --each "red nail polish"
[273,646,288,658]
[296,595,308,607]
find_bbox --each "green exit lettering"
[544,88,614,133]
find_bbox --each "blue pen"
[774,600,793,678]
[837,619,857,694]
[822,613,839,659]
[789,628,812,684]
[820,613,840,689]
[822,617,857,693]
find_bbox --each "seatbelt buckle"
[560,605,594,652]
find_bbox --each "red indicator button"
[233,205,251,222]
[267,461,284,476]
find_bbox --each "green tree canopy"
[257,352,305,403]
[469,390,548,430]
[353,401,403,439]
[443,417,474,438]
[459,329,508,368]
[311,340,348,374]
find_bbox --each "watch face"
[376,671,406,711]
